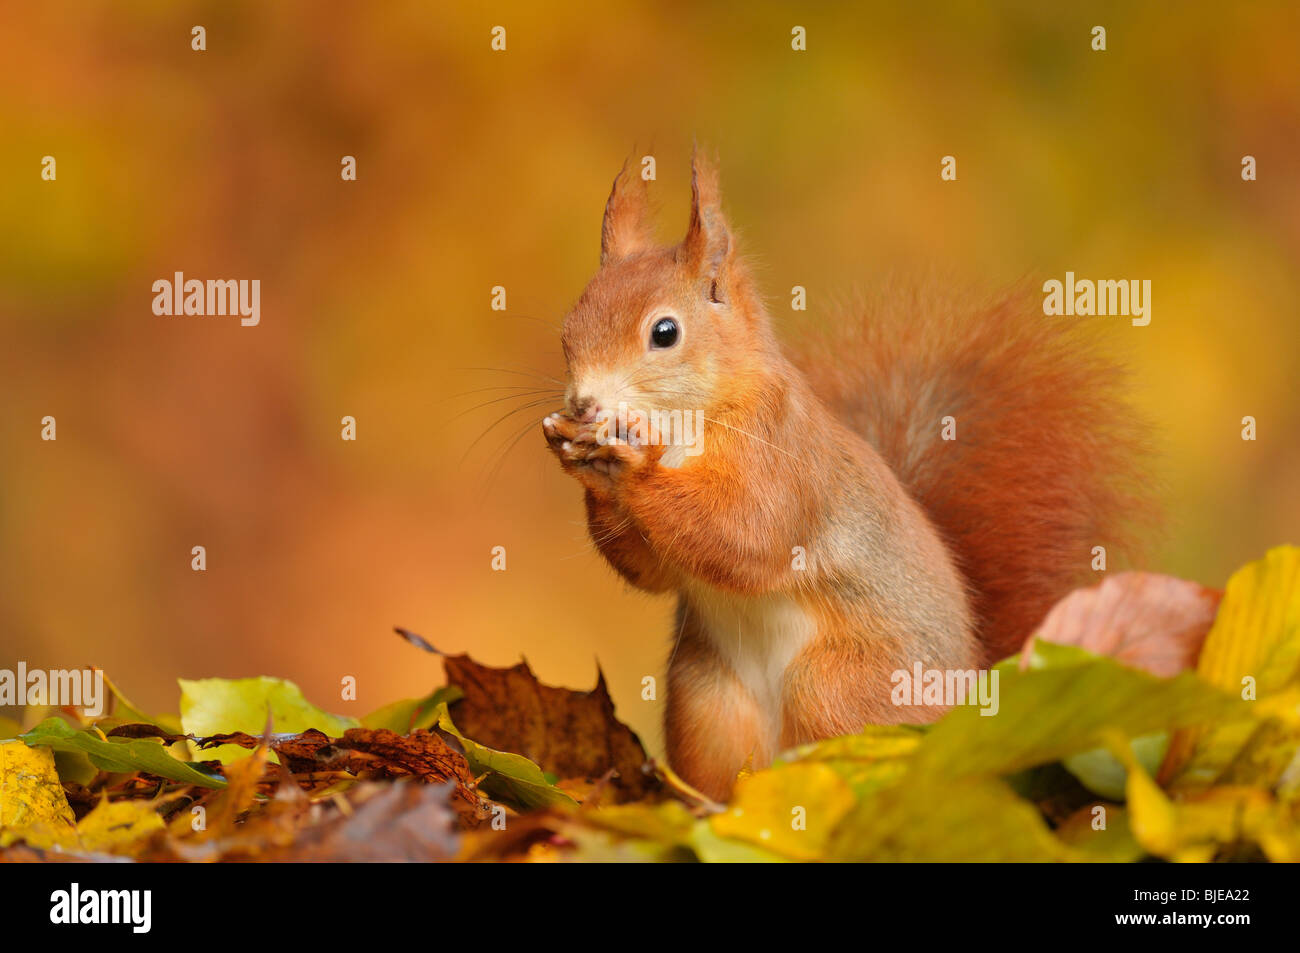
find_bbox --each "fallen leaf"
[774,726,921,797]
[433,704,577,811]
[20,718,225,788]
[443,655,654,802]
[1062,732,1169,801]
[1022,571,1221,676]
[180,676,359,764]
[1114,733,1300,862]
[711,762,857,860]
[206,733,273,836]
[276,781,460,862]
[190,725,490,822]
[75,797,165,855]
[914,643,1247,782]
[0,741,78,849]
[1053,803,1145,862]
[334,726,489,820]
[1160,545,1300,792]
[361,685,463,733]
[828,775,1072,861]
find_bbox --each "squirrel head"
[559,151,773,431]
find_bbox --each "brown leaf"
[1021,572,1222,676]
[199,726,490,824]
[206,735,274,836]
[443,655,656,803]
[334,728,488,822]
[271,781,460,862]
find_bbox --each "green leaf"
[20,718,225,789]
[913,642,1248,782]
[823,646,1252,861]
[361,685,463,733]
[179,676,359,764]
[432,703,576,810]
[1063,732,1169,801]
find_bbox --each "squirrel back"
[789,279,1152,660]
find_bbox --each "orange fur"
[788,280,1153,661]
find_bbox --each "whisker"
[446,391,562,428]
[666,602,689,670]
[448,384,561,399]
[590,514,635,548]
[497,311,564,335]
[459,365,566,387]
[701,415,801,460]
[480,414,548,494]
[459,398,555,466]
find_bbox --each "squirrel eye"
[650,317,679,349]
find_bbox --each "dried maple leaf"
[442,655,656,803]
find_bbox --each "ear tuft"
[682,147,731,287]
[601,158,655,265]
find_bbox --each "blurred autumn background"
[1,2,1297,752]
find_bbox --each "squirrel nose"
[572,396,600,423]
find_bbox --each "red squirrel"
[543,152,1147,800]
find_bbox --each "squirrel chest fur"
[543,152,1146,800]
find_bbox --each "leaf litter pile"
[2,545,1299,862]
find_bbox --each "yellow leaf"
[582,800,696,845]
[0,740,78,849]
[711,763,857,860]
[180,676,358,765]
[775,726,920,797]
[76,797,165,855]
[829,775,1073,861]
[1161,546,1300,792]
[1115,731,1300,862]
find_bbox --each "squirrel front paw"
[542,411,654,494]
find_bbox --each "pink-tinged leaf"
[1021,572,1222,677]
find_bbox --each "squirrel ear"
[680,148,731,302]
[601,160,655,265]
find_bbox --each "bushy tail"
[791,278,1154,661]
